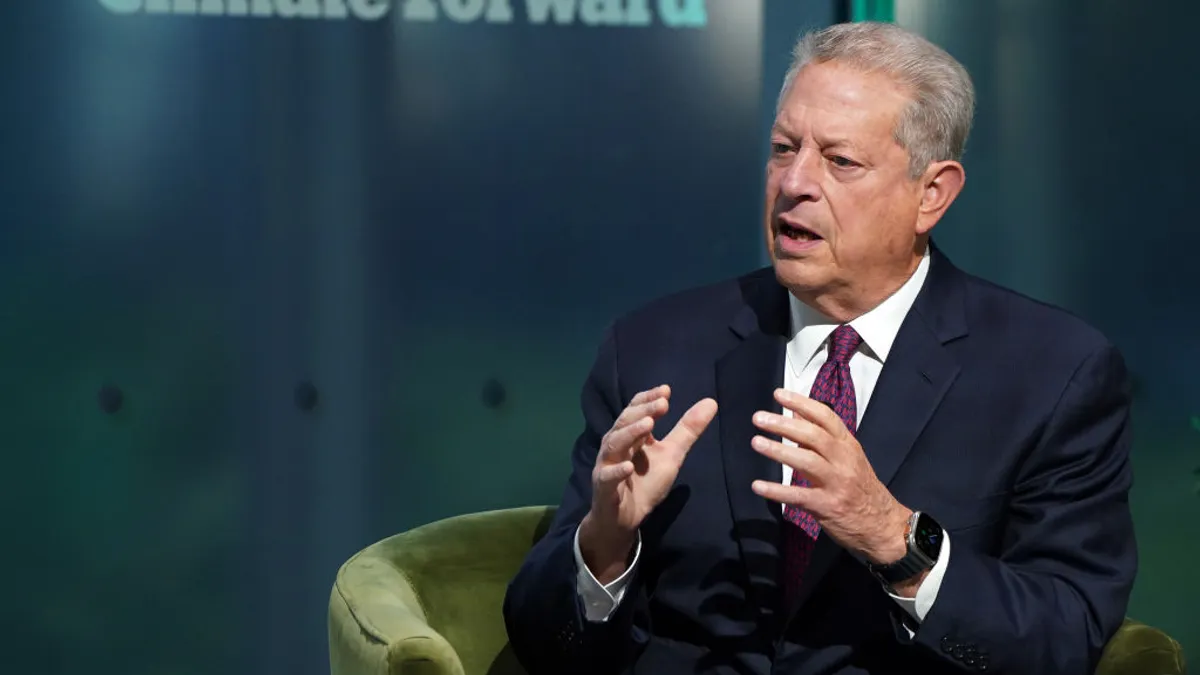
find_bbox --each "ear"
[914,160,965,235]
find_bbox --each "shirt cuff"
[573,525,641,623]
[888,530,951,625]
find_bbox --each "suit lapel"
[855,317,961,488]
[857,244,967,488]
[785,243,969,620]
[715,274,789,622]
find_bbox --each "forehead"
[775,61,910,140]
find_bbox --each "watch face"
[913,513,944,559]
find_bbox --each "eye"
[771,142,795,155]
[828,155,857,168]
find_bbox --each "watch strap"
[869,550,932,585]
[867,511,938,585]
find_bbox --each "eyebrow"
[821,137,860,152]
[771,126,861,153]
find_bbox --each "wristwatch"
[867,511,944,586]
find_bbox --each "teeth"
[783,225,815,240]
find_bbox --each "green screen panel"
[851,0,894,22]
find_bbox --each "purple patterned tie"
[782,324,862,608]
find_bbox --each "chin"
[771,257,826,293]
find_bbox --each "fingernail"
[753,412,770,425]
[751,435,766,450]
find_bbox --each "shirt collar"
[787,246,931,375]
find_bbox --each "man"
[503,21,1136,675]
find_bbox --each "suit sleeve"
[503,324,650,675]
[902,343,1137,674]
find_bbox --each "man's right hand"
[579,385,718,583]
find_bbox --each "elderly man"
[503,21,1136,675]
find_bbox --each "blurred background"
[1,0,1196,673]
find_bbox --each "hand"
[580,385,718,582]
[749,388,910,567]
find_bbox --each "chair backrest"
[371,506,557,675]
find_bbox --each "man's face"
[764,60,931,317]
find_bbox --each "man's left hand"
[750,387,911,569]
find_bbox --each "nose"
[779,148,822,202]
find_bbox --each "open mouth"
[778,220,822,241]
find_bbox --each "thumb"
[661,398,718,453]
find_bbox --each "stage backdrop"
[884,0,1200,658]
[0,2,831,675]
[2,2,1194,674]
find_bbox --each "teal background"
[1,1,1196,673]
[880,0,1200,662]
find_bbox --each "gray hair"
[779,21,975,179]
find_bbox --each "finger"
[596,460,635,484]
[775,388,845,436]
[750,479,820,510]
[629,384,671,407]
[751,411,824,452]
[598,415,655,461]
[751,434,828,481]
[612,397,669,432]
[660,398,718,452]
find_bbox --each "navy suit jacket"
[503,245,1137,675]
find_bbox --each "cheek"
[829,187,909,254]
[823,186,859,243]
[879,194,921,248]
[831,228,876,263]
[764,169,782,198]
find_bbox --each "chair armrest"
[329,553,465,675]
[1096,619,1186,675]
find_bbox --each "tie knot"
[827,325,862,365]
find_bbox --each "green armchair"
[328,506,1185,675]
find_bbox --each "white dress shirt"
[573,248,949,627]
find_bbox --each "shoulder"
[956,269,1126,383]
[609,266,777,341]
[962,271,1108,346]
[590,267,780,385]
